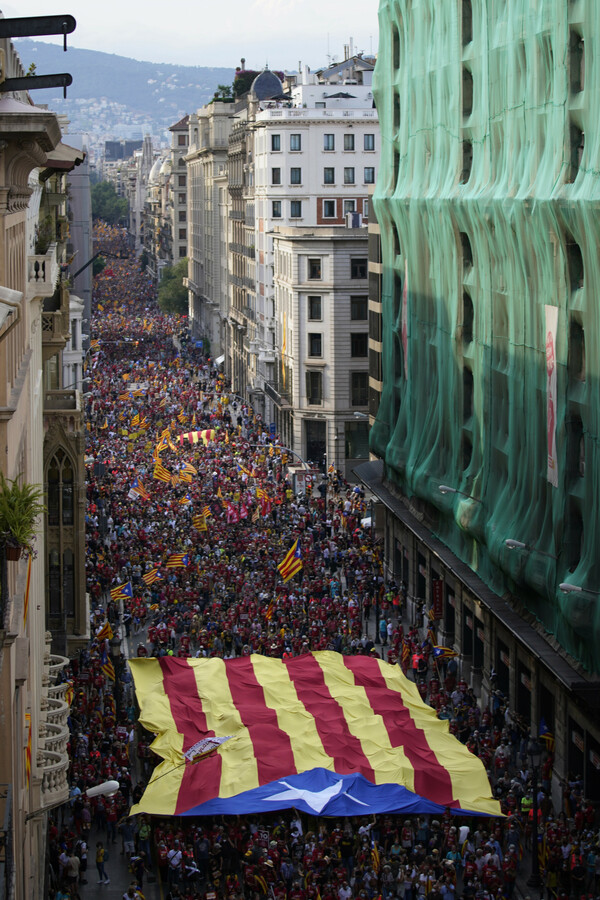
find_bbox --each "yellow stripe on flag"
[314,654,415,791]
[251,655,334,774]
[190,658,259,799]
[129,660,185,816]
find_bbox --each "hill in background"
[16,39,234,143]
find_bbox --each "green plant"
[0,472,46,554]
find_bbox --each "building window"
[462,0,473,46]
[461,140,473,184]
[568,319,586,381]
[462,291,474,343]
[271,134,281,151]
[272,200,282,218]
[179,246,186,257]
[344,133,355,151]
[324,167,335,184]
[308,296,322,320]
[178,134,187,146]
[351,371,369,406]
[344,167,355,184]
[351,333,368,356]
[324,134,335,151]
[364,133,375,151]
[308,333,322,357]
[290,167,302,185]
[271,167,281,185]
[178,175,186,186]
[290,200,302,218]
[290,133,302,151]
[344,199,356,216]
[306,370,323,404]
[179,211,186,222]
[178,193,186,204]
[345,420,369,459]
[351,258,367,279]
[351,296,368,320]
[179,228,186,239]
[363,199,369,218]
[308,258,322,279]
[463,66,474,118]
[323,199,336,218]
[364,167,375,184]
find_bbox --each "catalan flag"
[371,841,381,874]
[100,419,108,430]
[96,620,114,641]
[182,462,197,476]
[201,505,212,519]
[179,472,193,484]
[128,477,150,501]
[193,514,208,532]
[166,553,190,569]
[110,581,133,601]
[142,567,162,586]
[131,412,140,428]
[539,718,555,753]
[101,650,116,681]
[265,600,275,621]
[178,411,187,425]
[153,462,172,483]
[178,494,192,507]
[277,539,303,583]
[432,646,458,661]
[129,653,501,818]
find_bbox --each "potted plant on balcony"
[0,472,46,560]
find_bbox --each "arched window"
[46,450,76,528]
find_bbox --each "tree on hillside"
[158,258,188,314]
[91,181,129,225]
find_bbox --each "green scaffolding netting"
[371,0,600,673]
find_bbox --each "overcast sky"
[1,1,380,69]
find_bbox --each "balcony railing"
[48,654,69,684]
[42,722,69,756]
[44,389,80,412]
[27,243,59,300]
[37,750,69,807]
[45,697,69,730]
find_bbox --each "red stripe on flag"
[225,657,297,784]
[285,654,375,781]
[343,656,456,806]
[159,658,222,814]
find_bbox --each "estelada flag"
[142,567,162,586]
[278,539,302,583]
[166,553,190,568]
[110,581,133,601]
[129,653,501,819]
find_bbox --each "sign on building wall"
[545,305,559,487]
[432,579,443,620]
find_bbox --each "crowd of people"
[49,224,599,900]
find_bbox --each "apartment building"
[359,0,600,802]
[169,115,190,263]
[0,26,87,896]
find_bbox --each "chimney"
[241,57,246,70]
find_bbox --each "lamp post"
[505,539,557,560]
[438,484,483,503]
[527,734,543,888]
[559,582,600,595]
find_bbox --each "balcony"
[48,653,69,684]
[42,722,69,756]
[27,243,59,300]
[37,749,69,808]
[45,697,69,730]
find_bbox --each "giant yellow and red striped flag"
[278,539,303,583]
[129,653,500,818]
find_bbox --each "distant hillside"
[15,39,234,140]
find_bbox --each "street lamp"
[559,583,600,595]
[25,780,119,821]
[527,734,543,888]
[505,539,557,559]
[438,484,483,503]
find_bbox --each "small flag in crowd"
[96,620,114,641]
[153,462,172,483]
[166,553,190,568]
[201,505,212,518]
[432,645,458,661]
[100,419,108,430]
[101,650,116,681]
[110,581,133,601]
[193,514,207,532]
[179,472,193,484]
[131,412,140,428]
[128,477,150,501]
[178,411,186,424]
[181,462,197,476]
[142,567,162,586]
[265,600,275,621]
[277,540,303,583]
[178,494,192,507]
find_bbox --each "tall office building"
[359,1,600,801]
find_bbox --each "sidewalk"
[78,824,161,900]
